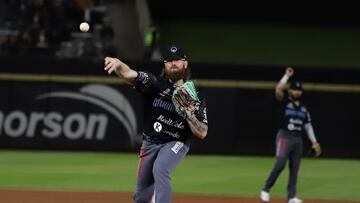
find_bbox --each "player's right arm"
[275,67,294,101]
[104,57,138,83]
[186,98,208,139]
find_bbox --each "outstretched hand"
[285,67,294,77]
[104,57,122,75]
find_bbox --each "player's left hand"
[312,142,322,157]
[172,81,200,119]
[173,87,196,115]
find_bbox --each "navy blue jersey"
[134,71,208,142]
[277,92,311,136]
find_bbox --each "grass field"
[0,150,359,201]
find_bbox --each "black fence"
[0,57,359,158]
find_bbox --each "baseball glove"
[310,142,322,157]
[172,81,200,119]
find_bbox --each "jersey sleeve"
[133,71,159,95]
[194,96,208,125]
[305,110,312,124]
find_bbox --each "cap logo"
[170,46,177,53]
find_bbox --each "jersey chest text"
[283,103,307,131]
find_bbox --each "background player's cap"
[163,45,186,62]
[290,80,303,90]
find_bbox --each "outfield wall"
[0,57,359,158]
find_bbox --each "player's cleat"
[150,193,155,203]
[260,190,270,202]
[288,197,303,203]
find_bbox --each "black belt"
[143,134,170,144]
[279,129,302,137]
[142,133,187,144]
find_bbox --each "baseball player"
[260,67,322,203]
[104,45,208,203]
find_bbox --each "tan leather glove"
[312,142,322,157]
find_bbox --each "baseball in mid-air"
[79,22,90,32]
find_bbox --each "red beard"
[164,65,186,82]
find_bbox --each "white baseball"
[79,22,90,32]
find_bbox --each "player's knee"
[152,163,169,178]
[274,163,286,172]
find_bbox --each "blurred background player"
[260,67,322,203]
[103,45,208,203]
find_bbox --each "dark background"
[147,1,360,25]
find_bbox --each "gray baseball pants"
[262,130,303,199]
[133,139,190,203]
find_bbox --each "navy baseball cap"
[163,45,186,62]
[290,81,303,90]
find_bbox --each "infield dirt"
[0,189,358,203]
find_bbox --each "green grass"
[0,150,138,192]
[157,22,360,68]
[174,155,360,201]
[0,150,359,201]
